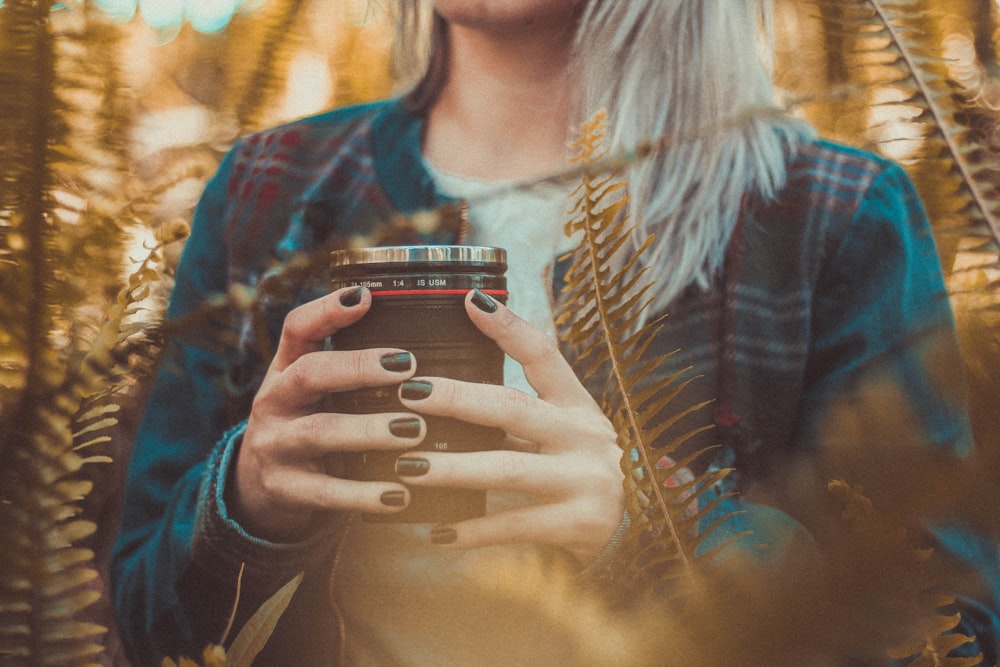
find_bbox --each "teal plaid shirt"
[111,98,996,665]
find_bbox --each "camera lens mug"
[328,245,508,523]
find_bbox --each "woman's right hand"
[231,286,423,542]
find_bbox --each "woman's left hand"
[395,289,626,566]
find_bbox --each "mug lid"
[330,245,506,268]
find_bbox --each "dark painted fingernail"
[380,491,407,507]
[395,456,430,477]
[400,380,432,401]
[470,289,497,314]
[389,417,421,439]
[430,526,457,545]
[340,286,363,307]
[381,352,413,373]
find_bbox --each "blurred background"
[61,0,1000,284]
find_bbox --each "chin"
[434,0,583,32]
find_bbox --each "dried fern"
[809,0,1000,273]
[229,0,308,132]
[162,568,304,667]
[71,219,187,504]
[0,1,106,663]
[331,13,397,105]
[800,3,1000,569]
[826,481,982,667]
[0,1,145,664]
[556,111,738,596]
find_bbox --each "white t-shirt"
[332,164,587,666]
[426,162,578,394]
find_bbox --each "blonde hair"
[392,0,814,309]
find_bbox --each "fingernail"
[430,526,457,545]
[395,456,430,477]
[340,286,363,307]
[380,491,407,507]
[389,417,421,439]
[400,380,432,401]
[470,289,497,314]
[380,352,413,373]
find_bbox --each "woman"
[111,1,997,664]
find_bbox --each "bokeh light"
[138,0,183,31]
[186,0,239,34]
[117,0,249,33]
[94,0,137,22]
[277,50,334,121]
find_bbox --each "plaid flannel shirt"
[111,98,997,666]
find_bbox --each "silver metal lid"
[330,245,506,268]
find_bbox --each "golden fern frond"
[71,220,187,468]
[826,481,981,666]
[161,195,466,371]
[556,111,736,595]
[810,0,1000,273]
[163,569,304,667]
[0,2,141,664]
[224,572,303,666]
[331,15,397,106]
[229,0,308,132]
[891,613,982,667]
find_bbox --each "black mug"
[328,245,508,523]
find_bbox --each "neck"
[423,22,577,182]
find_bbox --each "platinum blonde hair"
[392,0,814,310]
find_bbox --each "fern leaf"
[826,480,980,665]
[230,0,308,132]
[809,0,1000,272]
[224,572,304,667]
[0,2,148,663]
[556,110,734,595]
[890,611,981,667]
[0,3,105,664]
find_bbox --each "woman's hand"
[395,289,626,566]
[232,286,425,542]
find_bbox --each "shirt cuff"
[192,421,344,588]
